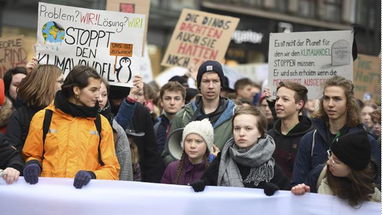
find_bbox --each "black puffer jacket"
[0,134,24,172]
[4,104,43,152]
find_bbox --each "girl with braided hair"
[161,119,215,185]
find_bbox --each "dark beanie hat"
[108,85,131,100]
[331,131,371,171]
[196,60,225,89]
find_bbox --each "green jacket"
[162,98,235,165]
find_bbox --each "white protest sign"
[36,2,145,87]
[268,30,353,99]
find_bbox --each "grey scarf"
[217,135,276,187]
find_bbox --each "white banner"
[0,177,380,215]
[268,30,353,99]
[36,2,145,87]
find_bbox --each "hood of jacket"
[271,115,314,137]
[312,118,367,145]
[185,98,235,128]
[184,97,235,129]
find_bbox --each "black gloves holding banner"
[23,160,41,184]
[191,180,279,196]
[258,181,280,196]
[191,180,206,192]
[24,162,95,189]
[73,170,96,189]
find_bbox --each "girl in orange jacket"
[22,65,120,188]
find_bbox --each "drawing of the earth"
[42,21,65,43]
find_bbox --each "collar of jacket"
[54,90,99,118]
[272,115,313,137]
[190,96,235,128]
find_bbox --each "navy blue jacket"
[153,114,170,153]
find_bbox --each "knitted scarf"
[217,135,276,187]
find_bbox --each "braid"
[204,151,210,170]
[174,152,187,184]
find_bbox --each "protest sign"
[353,54,381,103]
[36,2,145,87]
[0,36,27,77]
[161,9,239,71]
[106,0,150,56]
[268,30,353,99]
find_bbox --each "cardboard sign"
[268,30,353,99]
[110,43,133,56]
[36,2,145,87]
[161,9,239,71]
[106,0,150,56]
[353,54,381,103]
[0,36,27,77]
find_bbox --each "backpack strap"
[42,109,53,144]
[95,114,104,166]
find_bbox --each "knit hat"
[196,60,224,89]
[331,131,371,171]
[167,119,214,160]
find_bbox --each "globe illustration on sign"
[42,21,65,43]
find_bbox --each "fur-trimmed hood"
[0,97,13,127]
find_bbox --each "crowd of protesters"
[0,56,381,208]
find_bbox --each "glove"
[73,170,95,189]
[259,181,279,196]
[190,180,206,192]
[23,161,41,184]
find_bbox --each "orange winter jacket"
[23,104,120,180]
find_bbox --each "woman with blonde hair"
[4,64,63,152]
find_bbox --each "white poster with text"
[36,2,145,87]
[268,30,353,99]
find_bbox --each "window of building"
[319,0,342,22]
[298,0,315,18]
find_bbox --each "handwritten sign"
[106,0,150,57]
[268,30,353,99]
[110,43,133,56]
[0,36,27,77]
[161,9,239,71]
[353,54,381,103]
[36,2,145,87]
